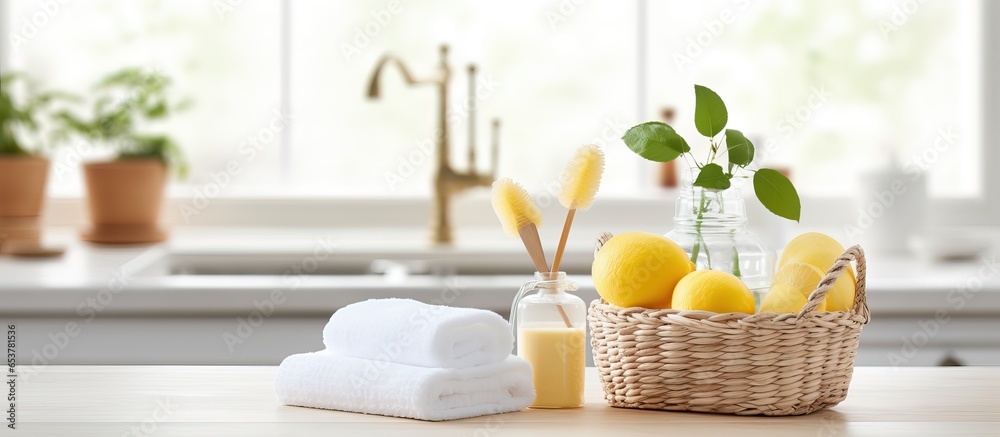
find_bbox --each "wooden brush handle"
[553,302,572,328]
[518,224,573,328]
[518,224,548,273]
[550,209,576,273]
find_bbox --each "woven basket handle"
[593,232,614,259]
[798,244,869,322]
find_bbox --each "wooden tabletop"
[13,366,1000,436]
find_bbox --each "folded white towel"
[322,298,513,369]
[275,351,535,421]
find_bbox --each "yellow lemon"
[592,232,694,309]
[759,283,808,313]
[671,270,755,314]
[760,263,828,313]
[773,262,830,310]
[779,232,856,311]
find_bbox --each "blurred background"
[1,1,998,368]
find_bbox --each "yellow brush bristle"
[559,144,605,210]
[491,178,543,238]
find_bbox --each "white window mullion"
[279,0,293,188]
[0,1,8,74]
[986,0,1000,223]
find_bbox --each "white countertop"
[1,227,598,315]
[2,227,1000,316]
[13,366,1000,436]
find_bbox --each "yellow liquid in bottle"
[517,323,585,408]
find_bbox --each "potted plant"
[57,67,188,244]
[621,85,801,301]
[0,73,72,251]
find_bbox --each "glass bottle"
[510,271,586,409]
[665,170,775,308]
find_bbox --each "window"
[4,0,283,196]
[287,0,638,196]
[2,1,995,219]
[645,0,983,198]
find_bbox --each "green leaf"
[693,163,731,190]
[621,121,690,163]
[693,85,728,137]
[724,129,754,169]
[1,72,78,155]
[753,168,801,222]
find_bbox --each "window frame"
[3,1,998,228]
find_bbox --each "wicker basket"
[588,243,869,416]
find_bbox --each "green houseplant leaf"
[693,85,727,138]
[724,129,754,169]
[54,67,190,178]
[693,163,732,190]
[0,73,76,156]
[621,121,690,162]
[0,74,27,155]
[753,168,800,222]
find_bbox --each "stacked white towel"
[275,352,534,421]
[322,298,514,368]
[275,299,535,421]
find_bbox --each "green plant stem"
[695,188,712,269]
[690,238,701,264]
[689,183,701,264]
[681,151,698,170]
[700,228,711,268]
[715,190,741,277]
[731,229,741,278]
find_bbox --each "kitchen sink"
[141,247,595,277]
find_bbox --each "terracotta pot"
[0,156,50,217]
[82,159,168,244]
[0,156,48,252]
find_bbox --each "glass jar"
[665,173,775,308]
[510,271,586,409]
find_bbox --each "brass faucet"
[367,45,499,245]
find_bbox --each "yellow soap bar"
[517,323,585,408]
